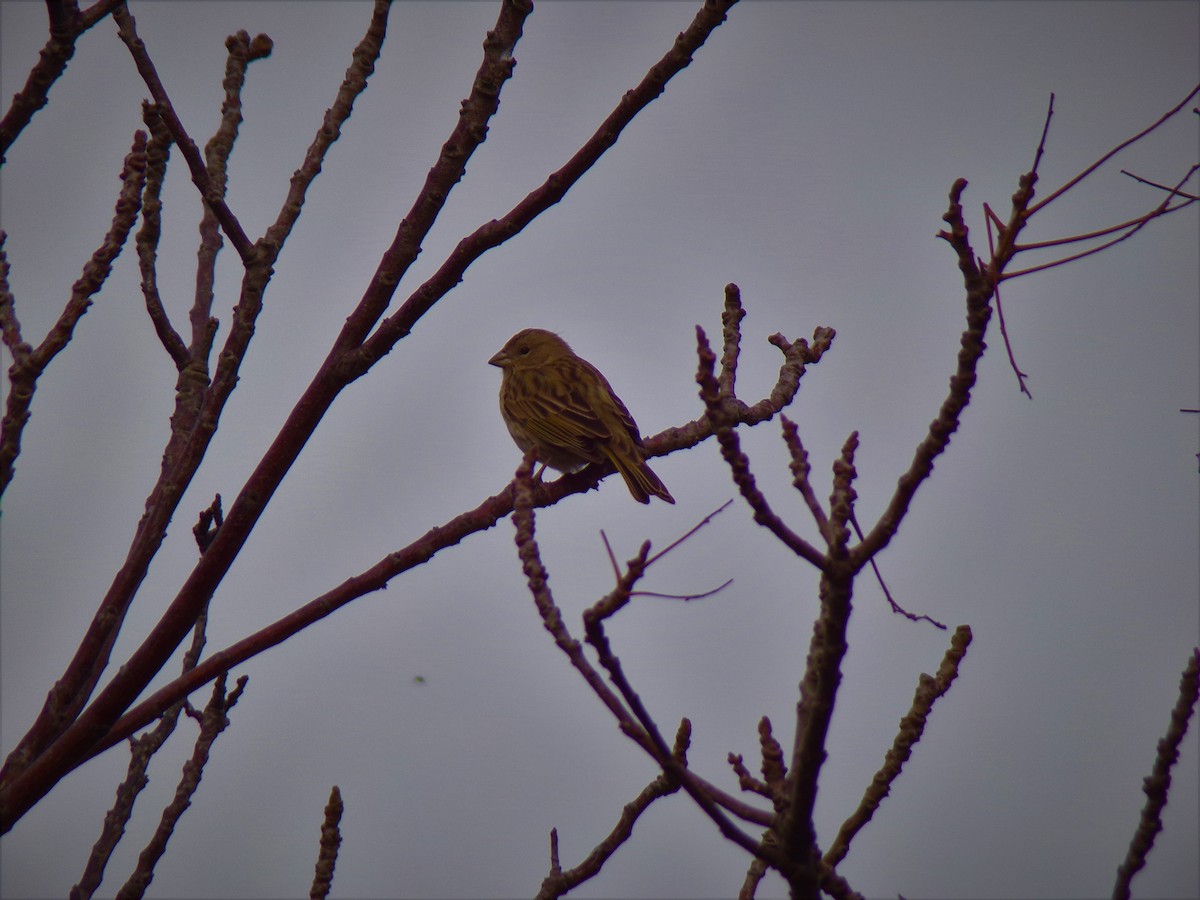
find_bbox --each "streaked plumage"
[489,328,674,504]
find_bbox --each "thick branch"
[0,1,394,827]
[779,438,861,893]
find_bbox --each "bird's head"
[488,328,573,370]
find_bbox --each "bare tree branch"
[0,131,146,495]
[112,673,247,900]
[1026,83,1199,216]
[1112,648,1200,899]
[69,598,214,900]
[695,324,831,569]
[824,626,972,869]
[309,786,343,900]
[353,0,741,372]
[110,3,255,261]
[0,0,392,828]
[0,0,124,157]
[534,725,687,899]
[853,175,1005,566]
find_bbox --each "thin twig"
[848,513,946,629]
[984,202,1033,397]
[1120,168,1199,200]
[719,283,746,398]
[633,580,733,602]
[780,415,829,540]
[1026,83,1199,216]
[1002,165,1198,281]
[645,499,734,566]
[135,103,189,368]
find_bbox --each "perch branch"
[76,322,804,769]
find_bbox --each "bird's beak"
[488,350,508,368]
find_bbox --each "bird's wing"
[502,365,611,459]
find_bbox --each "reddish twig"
[779,415,830,540]
[1120,168,1199,200]
[1001,164,1198,280]
[1026,83,1198,216]
[984,202,1033,397]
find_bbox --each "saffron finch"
[489,328,675,504]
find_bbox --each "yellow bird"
[489,328,674,504]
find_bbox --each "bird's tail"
[606,448,675,505]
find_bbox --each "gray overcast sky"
[1,1,1197,897]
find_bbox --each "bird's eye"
[518,345,530,355]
